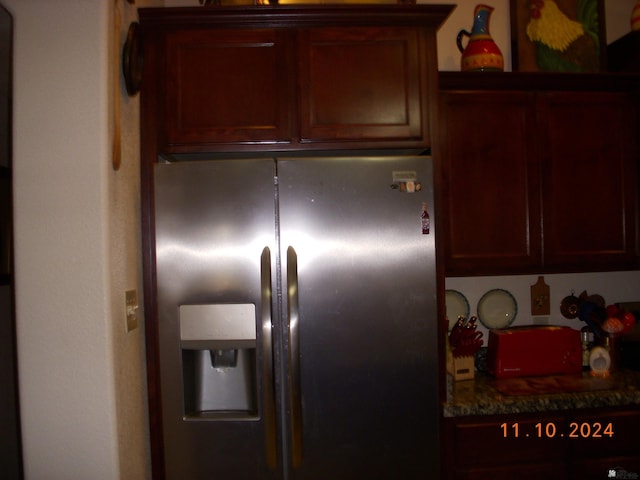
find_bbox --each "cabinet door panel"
[165,29,294,147]
[449,416,567,468]
[440,92,541,275]
[453,464,568,480]
[572,457,640,480]
[539,92,638,269]
[568,409,640,457]
[298,27,427,144]
[445,407,640,480]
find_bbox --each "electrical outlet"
[125,289,139,332]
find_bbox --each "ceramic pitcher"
[456,4,504,72]
[632,0,640,31]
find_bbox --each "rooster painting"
[525,0,601,72]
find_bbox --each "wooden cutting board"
[530,276,550,316]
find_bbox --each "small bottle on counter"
[581,326,594,371]
[421,202,430,235]
[603,334,620,372]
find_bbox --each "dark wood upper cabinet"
[439,73,640,276]
[298,26,427,146]
[439,90,541,275]
[539,91,639,270]
[139,5,452,155]
[165,28,295,147]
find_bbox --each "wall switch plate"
[125,289,139,332]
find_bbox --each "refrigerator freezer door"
[154,159,280,479]
[278,157,439,479]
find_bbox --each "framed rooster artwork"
[510,0,607,72]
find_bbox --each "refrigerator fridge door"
[153,156,439,480]
[154,159,281,479]
[278,156,438,479]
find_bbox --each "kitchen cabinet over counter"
[138,5,454,156]
[438,73,640,277]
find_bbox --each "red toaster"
[487,325,582,378]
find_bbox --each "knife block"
[447,353,475,381]
[446,331,475,381]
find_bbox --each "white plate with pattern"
[445,289,470,325]
[477,289,517,329]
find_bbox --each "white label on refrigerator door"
[391,171,422,193]
[392,171,417,182]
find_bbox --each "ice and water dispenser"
[180,304,257,417]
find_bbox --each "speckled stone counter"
[443,370,640,417]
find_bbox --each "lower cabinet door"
[571,457,640,480]
[452,463,568,480]
[445,409,640,480]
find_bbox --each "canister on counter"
[581,326,594,371]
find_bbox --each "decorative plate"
[122,22,142,96]
[445,289,470,324]
[477,289,517,329]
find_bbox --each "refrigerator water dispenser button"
[211,349,238,368]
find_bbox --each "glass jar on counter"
[581,326,594,371]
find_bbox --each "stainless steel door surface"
[154,159,280,479]
[278,156,438,479]
[153,156,439,480]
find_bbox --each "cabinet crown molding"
[139,4,455,30]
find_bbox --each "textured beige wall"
[4,0,160,478]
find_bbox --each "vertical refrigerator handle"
[287,246,303,468]
[260,247,278,470]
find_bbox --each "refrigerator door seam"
[272,164,291,477]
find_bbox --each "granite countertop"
[443,369,640,417]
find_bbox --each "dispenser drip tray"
[188,347,257,415]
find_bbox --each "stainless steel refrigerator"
[152,155,439,479]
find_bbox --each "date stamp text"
[500,421,614,438]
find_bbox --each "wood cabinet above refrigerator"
[138,5,454,156]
